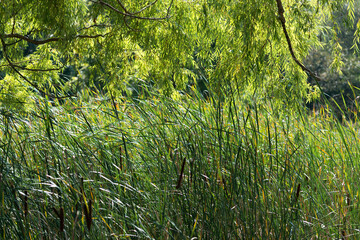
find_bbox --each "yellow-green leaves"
[0,0,359,103]
[0,75,34,113]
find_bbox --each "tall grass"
[1,88,360,239]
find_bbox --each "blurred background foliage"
[305,2,360,120]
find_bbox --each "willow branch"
[75,33,109,39]
[115,0,129,13]
[123,16,141,32]
[78,24,111,31]
[2,33,60,45]
[1,33,109,45]
[133,0,159,15]
[275,0,322,82]
[0,63,63,72]
[95,0,172,21]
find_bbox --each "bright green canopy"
[0,0,359,106]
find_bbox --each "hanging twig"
[93,0,173,21]
[1,32,109,46]
[1,33,60,45]
[133,0,159,15]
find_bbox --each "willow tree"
[0,0,359,108]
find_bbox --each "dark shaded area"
[305,7,360,120]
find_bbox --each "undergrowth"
[0,89,360,239]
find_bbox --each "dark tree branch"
[4,39,22,46]
[78,24,111,31]
[75,33,110,39]
[0,63,63,72]
[1,55,66,71]
[123,16,141,32]
[94,0,172,21]
[0,50,66,72]
[275,0,323,82]
[2,0,173,45]
[2,33,60,45]
[133,0,159,15]
[115,0,129,13]
[1,33,109,45]
[11,15,16,34]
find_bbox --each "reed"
[0,88,360,239]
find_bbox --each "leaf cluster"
[0,0,359,109]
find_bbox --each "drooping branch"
[133,0,159,15]
[275,0,322,82]
[0,63,63,72]
[75,33,110,39]
[78,24,111,31]
[115,0,130,13]
[2,33,60,45]
[1,33,109,46]
[93,0,173,21]
[1,0,173,46]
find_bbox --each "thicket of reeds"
[1,87,360,239]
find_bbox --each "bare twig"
[2,39,22,46]
[133,0,159,15]
[1,55,66,72]
[2,33,60,45]
[0,63,63,72]
[1,32,109,45]
[123,16,141,32]
[94,0,172,21]
[0,52,65,72]
[11,15,16,34]
[78,24,111,31]
[166,0,174,19]
[275,0,322,82]
[10,64,63,72]
[115,0,129,13]
[75,33,110,39]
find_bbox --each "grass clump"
[1,89,360,239]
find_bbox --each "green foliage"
[0,75,34,112]
[2,1,360,239]
[1,0,359,110]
